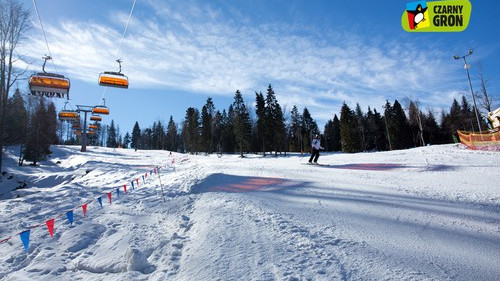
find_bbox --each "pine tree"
[131,121,141,150]
[339,102,360,153]
[141,128,153,149]
[323,120,334,152]
[460,96,475,131]
[255,91,266,154]
[355,103,367,151]
[4,88,28,145]
[332,114,342,151]
[264,85,285,156]
[123,132,131,148]
[23,98,51,165]
[200,97,215,153]
[232,90,252,157]
[182,107,200,153]
[212,110,223,154]
[222,107,236,153]
[166,116,178,152]
[422,110,440,145]
[289,105,302,152]
[106,120,117,148]
[388,100,412,149]
[301,108,319,152]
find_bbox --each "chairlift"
[75,130,82,136]
[72,123,81,129]
[58,110,78,121]
[90,115,102,122]
[87,130,96,135]
[98,59,129,89]
[92,105,110,115]
[89,124,99,130]
[29,56,70,99]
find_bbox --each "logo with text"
[402,0,471,32]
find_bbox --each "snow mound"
[125,247,155,274]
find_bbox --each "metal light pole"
[453,49,482,132]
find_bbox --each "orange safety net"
[457,130,500,151]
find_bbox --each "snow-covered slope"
[0,144,499,280]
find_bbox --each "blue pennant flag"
[20,230,30,252]
[116,188,120,198]
[97,197,103,209]
[66,211,74,225]
[131,181,135,189]
[142,175,145,183]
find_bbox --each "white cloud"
[17,1,468,126]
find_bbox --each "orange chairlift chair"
[90,114,102,122]
[92,105,110,115]
[98,59,129,89]
[58,110,78,121]
[29,56,70,99]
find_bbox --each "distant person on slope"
[308,134,324,164]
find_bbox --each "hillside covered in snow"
[0,144,499,280]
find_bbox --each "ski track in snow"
[0,144,499,280]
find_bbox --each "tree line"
[0,84,493,165]
[120,84,491,155]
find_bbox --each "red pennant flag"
[136,178,139,186]
[82,204,88,218]
[154,168,157,174]
[46,219,55,237]
[107,192,112,204]
[145,172,148,178]
[123,184,127,193]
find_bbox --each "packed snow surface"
[0,144,499,280]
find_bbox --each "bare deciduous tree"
[0,0,31,171]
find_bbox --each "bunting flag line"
[0,161,170,253]
[82,204,88,218]
[20,230,30,252]
[66,211,74,225]
[46,219,55,237]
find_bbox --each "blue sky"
[16,0,500,134]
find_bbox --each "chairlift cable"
[32,0,58,72]
[99,0,136,102]
[116,0,137,59]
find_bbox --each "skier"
[308,134,324,164]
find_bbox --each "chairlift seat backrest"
[29,72,70,99]
[98,71,129,89]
